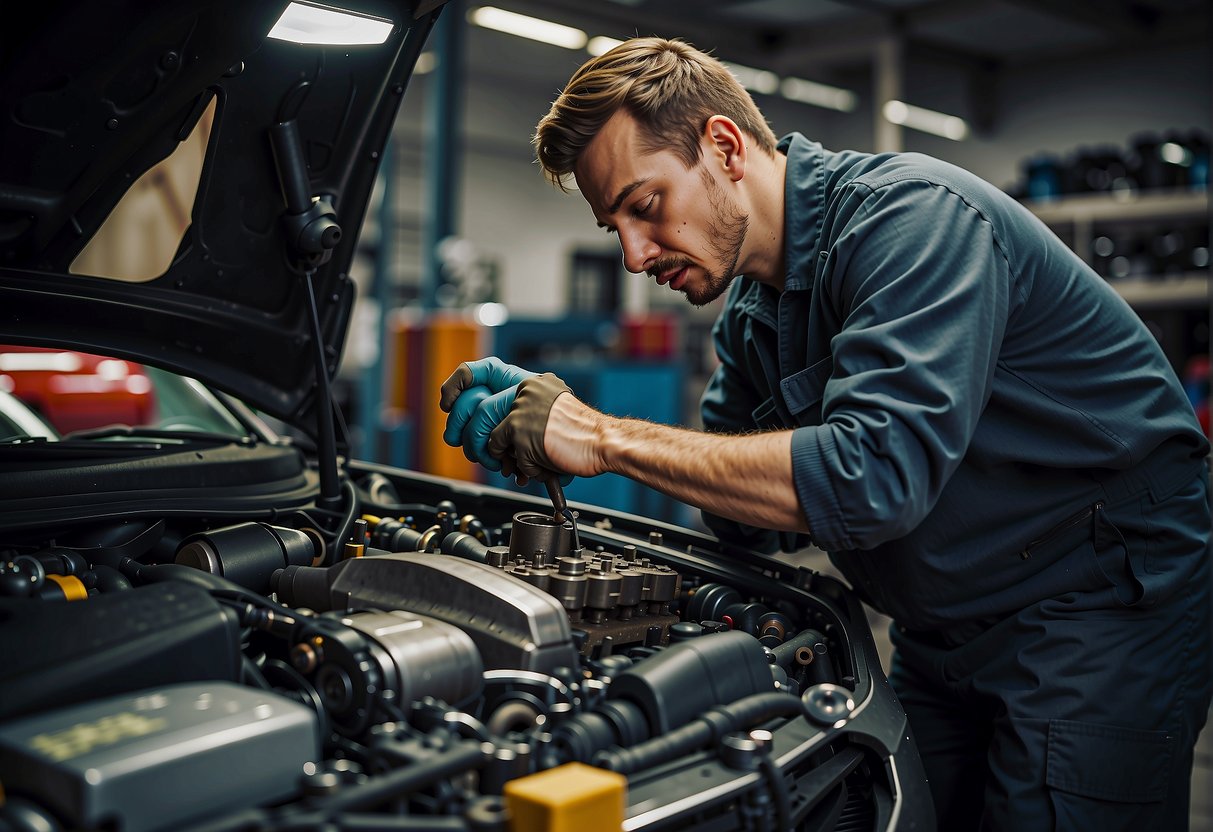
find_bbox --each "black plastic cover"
[608,629,775,734]
[0,582,242,720]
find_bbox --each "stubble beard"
[682,165,749,308]
[644,165,749,307]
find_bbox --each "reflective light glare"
[126,376,152,395]
[268,2,394,45]
[473,303,509,327]
[468,7,587,50]
[780,76,857,112]
[723,62,779,96]
[587,36,624,56]
[414,51,437,74]
[95,359,130,381]
[882,100,969,141]
[0,352,83,373]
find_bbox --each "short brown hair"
[533,37,778,190]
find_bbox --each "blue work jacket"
[702,133,1209,629]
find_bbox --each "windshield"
[0,345,254,440]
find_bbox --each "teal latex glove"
[440,357,534,473]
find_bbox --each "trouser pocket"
[1045,718,1175,831]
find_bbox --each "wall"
[383,31,1210,319]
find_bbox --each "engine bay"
[0,460,926,832]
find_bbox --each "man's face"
[574,111,748,307]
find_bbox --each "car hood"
[0,0,445,431]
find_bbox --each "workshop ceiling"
[490,0,1210,77]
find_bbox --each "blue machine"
[493,316,690,525]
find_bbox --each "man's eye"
[634,196,655,216]
[604,227,617,235]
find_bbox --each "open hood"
[0,0,445,429]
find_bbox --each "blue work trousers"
[888,466,1212,831]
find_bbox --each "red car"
[0,345,155,434]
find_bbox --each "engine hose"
[313,739,489,813]
[593,691,806,775]
[330,479,361,564]
[272,813,468,831]
[124,561,302,630]
[770,628,828,668]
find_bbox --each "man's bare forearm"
[542,392,808,532]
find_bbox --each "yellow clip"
[46,574,88,601]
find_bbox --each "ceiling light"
[472,303,509,327]
[468,6,587,50]
[723,62,778,96]
[268,2,394,46]
[882,100,969,141]
[588,36,625,56]
[780,77,857,112]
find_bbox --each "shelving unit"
[1023,188,1210,384]
[1023,187,1209,273]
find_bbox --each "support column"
[423,0,465,311]
[874,35,903,154]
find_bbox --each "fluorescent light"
[588,35,625,56]
[723,62,778,96]
[468,6,587,50]
[882,100,969,141]
[780,76,857,112]
[268,2,393,45]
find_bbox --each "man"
[439,37,1211,830]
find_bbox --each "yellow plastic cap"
[503,762,627,832]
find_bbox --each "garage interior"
[2,0,1210,828]
[356,1,1212,826]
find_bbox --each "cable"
[757,752,792,832]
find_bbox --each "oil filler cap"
[803,683,855,728]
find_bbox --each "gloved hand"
[440,357,534,473]
[488,372,572,481]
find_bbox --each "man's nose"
[618,226,659,274]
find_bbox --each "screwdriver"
[544,476,580,551]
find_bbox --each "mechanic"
[439,37,1212,830]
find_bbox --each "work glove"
[440,358,573,486]
[440,357,534,473]
[487,372,572,481]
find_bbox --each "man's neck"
[737,149,788,291]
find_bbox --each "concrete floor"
[777,547,1213,830]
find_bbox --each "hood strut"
[303,267,342,512]
[270,113,345,512]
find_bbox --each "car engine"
[0,459,929,832]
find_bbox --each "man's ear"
[705,115,746,182]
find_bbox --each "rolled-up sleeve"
[795,178,1010,551]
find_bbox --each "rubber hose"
[595,691,806,775]
[770,628,828,668]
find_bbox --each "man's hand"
[487,372,573,480]
[439,357,574,485]
[440,357,535,473]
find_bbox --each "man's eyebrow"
[599,178,649,223]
